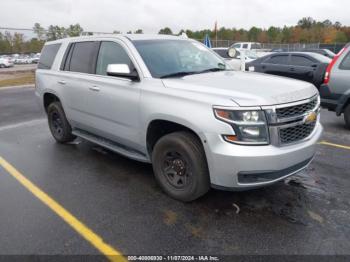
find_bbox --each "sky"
[1,0,350,34]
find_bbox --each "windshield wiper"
[198,67,227,73]
[160,66,230,79]
[160,71,199,79]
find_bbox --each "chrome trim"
[262,95,320,124]
[263,95,320,147]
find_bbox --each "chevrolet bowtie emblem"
[304,111,317,124]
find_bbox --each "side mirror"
[106,64,139,81]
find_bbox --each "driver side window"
[96,41,134,75]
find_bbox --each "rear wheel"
[47,102,76,143]
[0,64,5,68]
[344,104,350,130]
[152,131,210,202]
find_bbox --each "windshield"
[133,40,228,78]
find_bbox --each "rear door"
[259,54,290,77]
[58,41,100,131]
[289,54,317,83]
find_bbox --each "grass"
[0,72,35,88]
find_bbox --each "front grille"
[279,122,316,144]
[276,97,318,119]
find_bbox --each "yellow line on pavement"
[319,141,350,150]
[0,156,127,262]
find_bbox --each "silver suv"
[36,35,322,201]
[320,43,350,128]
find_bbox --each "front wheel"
[47,102,76,143]
[152,131,210,202]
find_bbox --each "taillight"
[324,47,347,84]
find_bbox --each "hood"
[162,71,318,107]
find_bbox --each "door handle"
[89,86,100,92]
[290,67,295,71]
[58,80,66,85]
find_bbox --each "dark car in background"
[320,44,350,128]
[246,52,331,88]
[300,49,336,59]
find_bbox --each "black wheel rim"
[162,151,189,189]
[51,111,64,138]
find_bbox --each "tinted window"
[340,52,350,70]
[290,55,315,66]
[96,41,133,75]
[61,43,74,71]
[69,41,99,74]
[265,55,289,65]
[38,43,61,69]
[242,44,248,49]
[212,49,230,58]
[233,44,240,48]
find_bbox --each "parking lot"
[0,86,349,260]
[0,64,37,73]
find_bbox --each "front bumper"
[203,122,323,190]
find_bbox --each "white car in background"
[231,42,263,51]
[212,47,258,70]
[0,57,14,68]
[230,42,271,58]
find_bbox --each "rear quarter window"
[290,55,315,66]
[38,43,61,69]
[339,52,350,70]
[212,49,230,58]
[68,41,100,74]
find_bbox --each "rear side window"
[265,55,289,65]
[212,49,230,58]
[96,41,133,75]
[68,41,99,74]
[290,55,315,66]
[38,43,61,69]
[242,44,248,49]
[340,52,350,70]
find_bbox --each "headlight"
[214,108,269,145]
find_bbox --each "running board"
[72,129,150,163]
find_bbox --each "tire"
[152,131,210,202]
[0,64,5,68]
[47,102,76,143]
[344,104,350,130]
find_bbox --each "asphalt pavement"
[0,86,349,260]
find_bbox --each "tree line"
[0,17,349,54]
[180,17,350,43]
